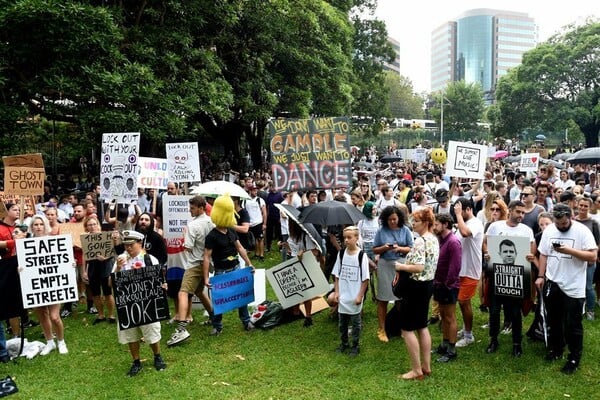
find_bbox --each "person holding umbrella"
[372,206,413,342]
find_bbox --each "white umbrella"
[190,180,250,199]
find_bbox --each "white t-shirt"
[539,221,597,298]
[358,217,379,244]
[455,217,484,280]
[332,249,370,315]
[244,196,264,227]
[183,214,214,267]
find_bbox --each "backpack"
[337,248,367,280]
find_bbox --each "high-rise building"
[431,9,537,101]
[383,36,401,75]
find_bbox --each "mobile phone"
[552,242,562,248]
[387,243,394,248]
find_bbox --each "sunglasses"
[490,207,501,212]
[520,193,533,198]
[554,211,570,218]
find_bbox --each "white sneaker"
[457,329,465,339]
[58,341,68,354]
[456,336,475,348]
[40,340,57,356]
[167,328,190,346]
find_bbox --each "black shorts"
[249,224,264,239]
[433,286,459,305]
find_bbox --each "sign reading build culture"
[100,132,141,203]
[112,264,170,330]
[166,142,201,183]
[16,235,77,308]
[268,117,351,191]
[137,157,169,189]
[2,154,45,196]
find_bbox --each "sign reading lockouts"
[166,142,201,183]
[137,157,169,189]
[16,235,77,308]
[487,235,532,299]
[445,140,488,179]
[210,268,255,315]
[100,132,140,203]
[162,195,192,239]
[266,253,329,309]
[81,232,115,264]
[112,264,170,330]
[268,117,351,191]
[2,154,45,196]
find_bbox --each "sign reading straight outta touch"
[112,264,170,330]
[487,235,532,299]
[16,235,77,308]
[268,117,351,191]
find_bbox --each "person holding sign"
[82,216,116,324]
[28,215,69,356]
[113,230,166,376]
[483,200,536,357]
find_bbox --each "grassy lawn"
[2,249,598,399]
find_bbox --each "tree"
[428,81,485,137]
[384,72,424,119]
[495,20,600,147]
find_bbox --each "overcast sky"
[375,0,599,93]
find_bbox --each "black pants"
[265,218,281,250]
[489,294,522,344]
[544,280,584,362]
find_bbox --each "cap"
[122,230,144,244]
[402,179,412,186]
[435,189,449,201]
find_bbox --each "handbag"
[391,270,411,298]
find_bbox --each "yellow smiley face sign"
[430,148,447,164]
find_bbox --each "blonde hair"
[343,225,360,238]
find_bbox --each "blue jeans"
[586,263,596,313]
[211,266,251,330]
[0,321,8,359]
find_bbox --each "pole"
[440,89,444,148]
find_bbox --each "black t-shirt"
[205,228,239,270]
[235,208,252,250]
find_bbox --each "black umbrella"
[503,155,521,164]
[274,204,323,254]
[566,148,600,165]
[379,154,403,163]
[299,200,365,226]
[552,153,572,161]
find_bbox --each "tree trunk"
[582,124,599,148]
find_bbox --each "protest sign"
[268,117,351,191]
[519,153,540,172]
[162,195,192,239]
[100,132,141,203]
[137,157,169,189]
[445,140,488,179]
[266,253,329,309]
[487,235,532,299]
[112,264,170,330]
[59,222,85,249]
[166,142,201,183]
[81,231,114,263]
[2,154,45,196]
[413,148,426,163]
[209,268,255,315]
[16,235,77,308]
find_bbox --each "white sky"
[375,0,599,93]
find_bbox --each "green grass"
[2,249,599,399]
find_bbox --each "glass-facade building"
[431,9,537,101]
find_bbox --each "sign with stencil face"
[445,141,488,179]
[100,132,140,203]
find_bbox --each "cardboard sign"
[16,235,77,308]
[166,142,201,183]
[2,154,45,196]
[519,153,540,172]
[266,253,329,309]
[137,157,169,189]
[112,264,170,330]
[81,231,115,263]
[100,132,141,203]
[487,235,532,299]
[445,141,488,179]
[209,268,255,315]
[59,222,85,248]
[162,195,192,239]
[268,117,351,191]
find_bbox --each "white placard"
[162,195,192,239]
[413,148,426,163]
[17,235,77,308]
[488,146,497,157]
[166,142,201,183]
[137,157,169,189]
[100,132,141,202]
[445,140,488,179]
[519,153,540,172]
[266,253,329,309]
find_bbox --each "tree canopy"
[495,20,600,147]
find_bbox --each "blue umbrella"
[535,134,547,140]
